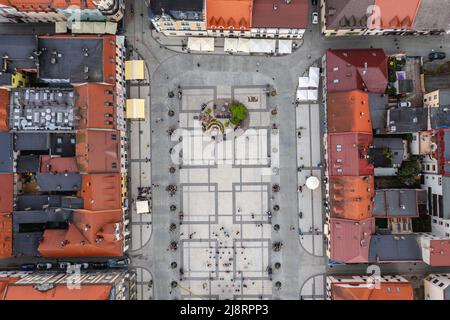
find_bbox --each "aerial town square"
[1,0,450,306]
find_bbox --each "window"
[336,168,343,173]
[336,144,342,152]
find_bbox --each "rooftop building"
[424,274,450,300]
[327,90,372,133]
[251,0,308,29]
[0,270,136,300]
[37,35,117,84]
[9,87,76,131]
[0,0,124,23]
[38,208,123,257]
[325,49,388,94]
[386,107,428,133]
[372,0,421,30]
[80,173,123,211]
[369,234,422,262]
[328,217,375,263]
[206,0,253,31]
[328,176,374,221]
[73,83,116,130]
[75,129,120,173]
[420,233,450,266]
[327,275,414,300]
[327,132,374,177]
[373,189,427,218]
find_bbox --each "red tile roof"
[326,49,388,94]
[252,0,308,29]
[328,132,374,177]
[428,239,450,266]
[329,217,375,263]
[327,90,372,133]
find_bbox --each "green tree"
[398,160,421,186]
[230,102,248,126]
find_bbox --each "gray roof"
[373,189,424,217]
[413,0,450,31]
[387,107,428,133]
[0,133,13,173]
[430,106,450,129]
[14,132,50,151]
[369,234,422,262]
[16,155,40,173]
[16,195,83,211]
[36,173,82,192]
[13,208,72,256]
[50,133,76,157]
[38,37,104,83]
[324,0,374,30]
[150,0,204,20]
[373,137,404,166]
[369,93,388,133]
[442,177,450,219]
[0,35,38,75]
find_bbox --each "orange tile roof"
[0,212,12,259]
[207,0,253,30]
[329,176,374,220]
[327,90,372,133]
[0,89,9,132]
[331,282,414,300]
[373,0,421,29]
[73,83,116,130]
[38,208,123,257]
[75,129,120,173]
[3,284,112,300]
[79,173,122,211]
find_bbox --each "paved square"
[178,86,274,299]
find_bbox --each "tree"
[230,102,248,126]
[398,160,421,186]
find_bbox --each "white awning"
[298,77,309,88]
[104,22,118,35]
[278,40,293,54]
[237,38,250,53]
[296,89,308,101]
[187,37,201,51]
[200,37,215,52]
[308,67,320,88]
[297,89,318,101]
[224,38,238,53]
[308,89,318,101]
[249,39,276,53]
[188,37,215,52]
[136,201,150,214]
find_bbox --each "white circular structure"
[306,176,320,190]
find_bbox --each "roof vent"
[273,4,278,10]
